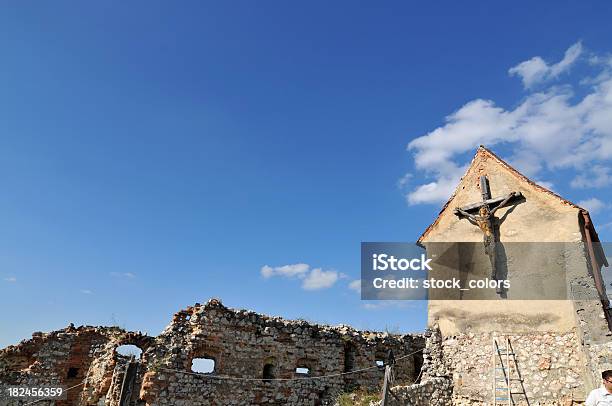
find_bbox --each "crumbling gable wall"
[422,147,596,334]
[417,146,611,404]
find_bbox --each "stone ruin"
[0,298,426,405]
[2,146,612,405]
[4,297,611,405]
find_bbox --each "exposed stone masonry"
[0,299,425,405]
[1,299,611,405]
[0,325,153,406]
[373,327,453,406]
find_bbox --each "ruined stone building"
[0,299,425,405]
[385,146,612,405]
[0,146,611,405]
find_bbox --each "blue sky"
[1,2,612,347]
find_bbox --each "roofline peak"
[417,145,588,243]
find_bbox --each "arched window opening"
[375,350,387,369]
[295,358,312,376]
[191,357,215,374]
[115,344,143,359]
[295,366,310,375]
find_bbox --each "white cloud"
[348,279,361,293]
[302,268,340,290]
[261,263,342,290]
[4,277,16,283]
[260,263,309,279]
[397,173,413,189]
[577,197,608,214]
[406,172,464,205]
[80,289,93,294]
[586,55,612,86]
[509,42,582,88]
[110,272,136,279]
[406,42,612,205]
[571,165,612,188]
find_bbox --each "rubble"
[0,299,424,405]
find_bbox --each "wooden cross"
[453,176,523,294]
[455,176,523,215]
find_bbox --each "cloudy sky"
[405,41,612,209]
[1,2,611,347]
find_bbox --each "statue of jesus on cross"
[453,176,522,295]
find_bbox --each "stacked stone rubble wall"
[0,299,425,406]
[140,299,424,405]
[440,330,588,405]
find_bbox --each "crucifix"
[453,176,523,294]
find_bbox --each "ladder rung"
[493,338,521,403]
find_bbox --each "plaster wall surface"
[417,148,611,402]
[422,148,605,336]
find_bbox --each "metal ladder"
[493,337,529,406]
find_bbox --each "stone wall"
[413,146,612,404]
[385,378,453,406]
[0,325,153,406]
[583,340,612,391]
[2,299,606,405]
[373,327,453,406]
[0,299,425,405]
[438,329,588,405]
[382,325,597,406]
[140,299,424,405]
